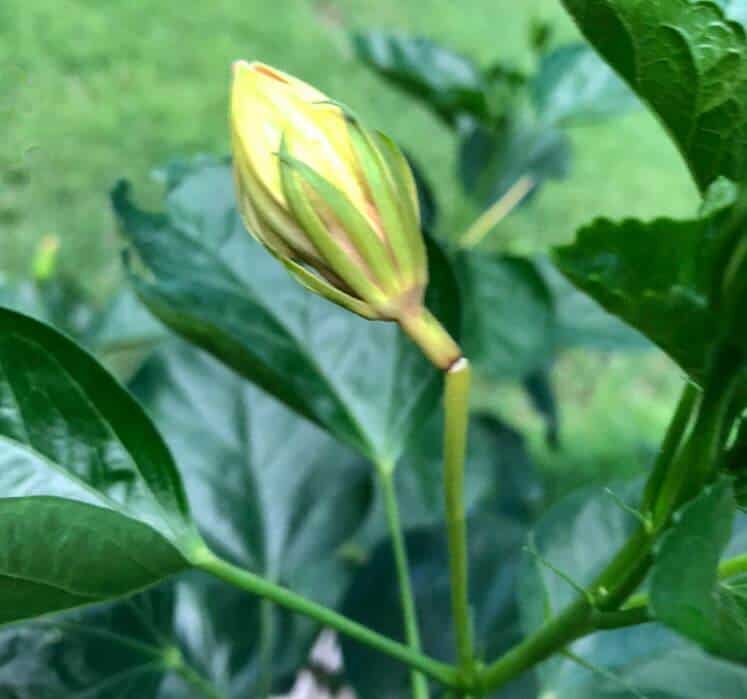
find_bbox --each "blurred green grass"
[2,0,696,290]
[2,0,687,483]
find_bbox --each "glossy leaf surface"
[0,308,193,623]
[561,0,747,191]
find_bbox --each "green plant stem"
[480,598,652,691]
[443,358,475,678]
[652,347,743,525]
[459,175,535,249]
[719,552,747,579]
[194,548,459,689]
[641,382,699,512]
[481,599,593,692]
[398,307,462,370]
[479,380,711,694]
[378,465,430,699]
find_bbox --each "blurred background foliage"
[1,0,687,496]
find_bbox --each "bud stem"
[443,358,475,679]
[399,308,462,370]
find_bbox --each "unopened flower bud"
[230,60,461,369]
[231,60,431,312]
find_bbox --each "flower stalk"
[443,358,475,682]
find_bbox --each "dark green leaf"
[0,586,174,698]
[131,343,372,688]
[532,43,639,126]
[523,370,560,449]
[165,575,318,697]
[114,157,460,464]
[0,276,166,370]
[537,257,649,351]
[406,153,438,233]
[152,155,241,246]
[475,413,546,521]
[0,574,313,698]
[560,0,747,191]
[551,647,747,699]
[553,181,737,379]
[373,412,541,538]
[352,31,489,125]
[0,335,373,698]
[459,252,556,381]
[342,513,535,699]
[342,416,542,698]
[519,479,747,697]
[725,418,747,508]
[651,478,747,659]
[0,308,193,623]
[131,343,371,588]
[459,121,571,208]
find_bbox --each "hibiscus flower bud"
[230,60,461,368]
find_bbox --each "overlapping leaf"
[0,586,175,698]
[352,31,490,124]
[532,43,639,126]
[651,478,747,659]
[113,156,460,464]
[519,480,747,698]
[537,258,648,351]
[131,343,372,590]
[561,0,747,191]
[0,308,195,623]
[353,411,542,552]
[341,413,542,698]
[554,181,737,379]
[458,121,571,208]
[459,252,556,381]
[342,513,534,699]
[131,343,372,689]
[0,574,314,698]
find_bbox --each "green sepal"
[233,127,317,261]
[281,257,382,320]
[278,138,387,307]
[346,119,418,288]
[277,150,400,297]
[372,131,428,287]
[315,99,427,288]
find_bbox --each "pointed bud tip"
[231,59,252,77]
